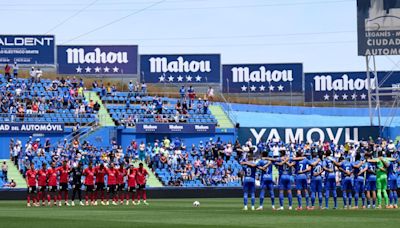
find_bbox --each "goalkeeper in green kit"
[368,151,390,209]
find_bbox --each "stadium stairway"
[84,91,115,127]
[1,160,24,187]
[209,105,234,128]
[131,161,162,187]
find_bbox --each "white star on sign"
[360,93,367,100]
[342,94,348,100]
[195,75,202,82]
[159,75,165,82]
[241,85,247,92]
[269,85,274,91]
[76,66,82,73]
[168,75,174,82]
[351,93,357,100]
[259,85,266,91]
[333,94,339,100]
[278,85,284,91]
[94,66,101,73]
[324,94,330,100]
[186,75,192,82]
[85,66,91,73]
[113,66,119,73]
[250,85,256,91]
[104,67,110,73]
[177,75,183,82]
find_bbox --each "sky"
[3,0,400,72]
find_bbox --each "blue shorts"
[353,178,365,193]
[341,178,353,191]
[311,178,323,193]
[243,181,256,194]
[295,177,308,190]
[261,179,274,190]
[279,175,292,190]
[325,177,336,190]
[365,179,376,191]
[388,177,398,190]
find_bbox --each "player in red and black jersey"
[105,163,119,205]
[83,161,96,205]
[95,163,107,205]
[136,163,149,205]
[26,163,38,207]
[57,161,70,206]
[126,165,137,205]
[37,163,48,206]
[47,162,59,206]
[116,163,127,205]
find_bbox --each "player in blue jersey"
[240,154,257,211]
[256,152,275,210]
[359,153,377,208]
[266,150,293,210]
[291,150,317,210]
[332,156,354,209]
[307,152,324,210]
[352,153,366,209]
[386,152,398,209]
[323,150,338,209]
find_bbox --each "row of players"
[25,161,149,207]
[241,150,399,210]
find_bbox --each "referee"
[71,162,84,206]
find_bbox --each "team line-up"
[25,161,149,207]
[241,149,399,211]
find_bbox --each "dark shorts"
[128,186,136,192]
[48,186,58,192]
[73,183,82,190]
[96,183,105,191]
[118,184,125,191]
[137,184,146,190]
[60,183,69,191]
[27,186,37,194]
[107,185,117,193]
[38,186,47,192]
[86,185,95,192]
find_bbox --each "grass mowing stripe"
[0,199,399,228]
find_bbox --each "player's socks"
[377,190,382,206]
[27,196,30,204]
[354,192,359,207]
[325,190,329,208]
[250,192,255,207]
[270,190,275,207]
[47,194,51,204]
[259,189,265,207]
[362,193,366,207]
[333,191,338,208]
[343,192,347,208]
[383,190,389,206]
[305,192,310,207]
[389,191,394,205]
[318,192,322,207]
[279,192,284,207]
[311,192,316,207]
[243,192,248,206]
[297,193,302,208]
[288,192,293,207]
[142,191,147,201]
[393,191,398,205]
[348,192,352,207]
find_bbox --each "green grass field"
[0,199,399,228]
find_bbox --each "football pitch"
[0,198,399,228]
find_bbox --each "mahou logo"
[149,56,211,73]
[231,66,293,83]
[313,74,376,91]
[66,48,129,64]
